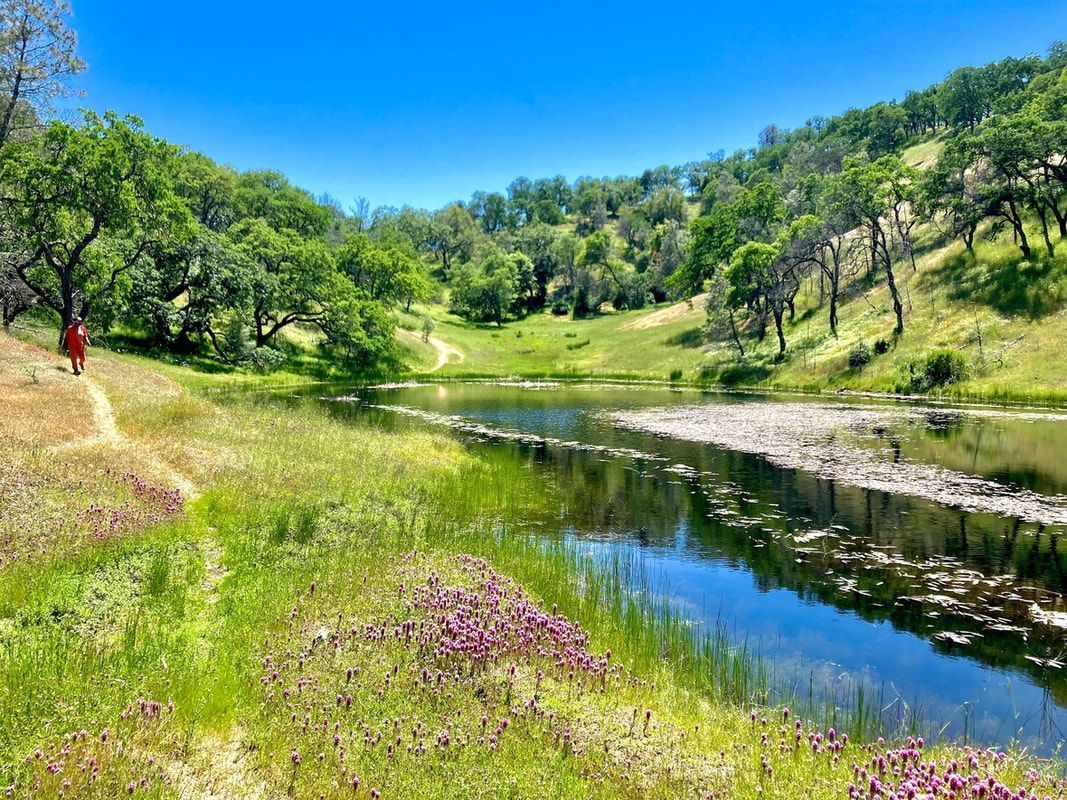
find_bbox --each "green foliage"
[571,281,591,318]
[0,110,189,330]
[449,248,520,325]
[420,314,435,342]
[234,170,331,238]
[248,344,286,372]
[918,349,967,389]
[337,232,432,308]
[724,242,778,309]
[847,342,871,369]
[0,0,85,147]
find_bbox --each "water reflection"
[307,383,1067,750]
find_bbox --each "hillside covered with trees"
[1,2,1064,397]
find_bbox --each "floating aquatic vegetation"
[358,403,668,463]
[609,403,1067,525]
[367,381,432,390]
[1029,604,1067,631]
[492,380,561,390]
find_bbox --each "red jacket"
[65,323,88,353]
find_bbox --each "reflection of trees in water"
[901,416,1067,496]
[312,389,1067,718]
[504,435,1067,705]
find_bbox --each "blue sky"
[65,0,1067,211]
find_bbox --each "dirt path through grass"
[47,369,200,501]
[427,333,464,371]
[400,327,465,372]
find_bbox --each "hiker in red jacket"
[64,316,90,375]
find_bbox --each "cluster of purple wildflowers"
[847,737,1062,800]
[253,553,1065,800]
[8,699,175,798]
[81,470,183,541]
[257,552,627,797]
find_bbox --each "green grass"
[1,343,1064,797]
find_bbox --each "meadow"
[1,331,1064,799]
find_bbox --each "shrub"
[668,369,683,382]
[420,316,435,342]
[922,349,967,387]
[571,284,592,318]
[550,298,569,316]
[848,343,871,369]
[565,338,591,351]
[250,346,286,372]
[874,338,890,355]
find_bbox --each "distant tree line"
[375,42,1065,340]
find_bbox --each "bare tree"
[0,0,83,147]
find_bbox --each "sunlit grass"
[1,338,1064,797]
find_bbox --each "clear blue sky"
[65,0,1067,212]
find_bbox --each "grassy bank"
[1,333,1064,798]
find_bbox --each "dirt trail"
[81,376,122,446]
[426,334,464,372]
[398,327,464,372]
[6,336,253,795]
[44,367,198,501]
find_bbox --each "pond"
[303,381,1067,753]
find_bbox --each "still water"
[308,381,1067,752]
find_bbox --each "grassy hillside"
[398,148,1067,405]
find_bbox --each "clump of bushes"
[921,349,967,388]
[848,343,872,369]
[565,338,591,351]
[874,338,890,355]
[250,346,286,372]
[668,369,684,383]
[550,299,569,316]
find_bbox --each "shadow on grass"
[101,330,402,383]
[700,362,773,386]
[926,248,1067,319]
[663,326,705,348]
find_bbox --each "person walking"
[64,316,90,375]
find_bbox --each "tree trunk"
[772,307,786,354]
[963,224,975,253]
[1052,203,1067,237]
[1036,206,1056,258]
[0,27,27,147]
[727,309,744,358]
[828,277,839,336]
[879,232,905,334]
[1006,196,1031,258]
[58,272,75,351]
